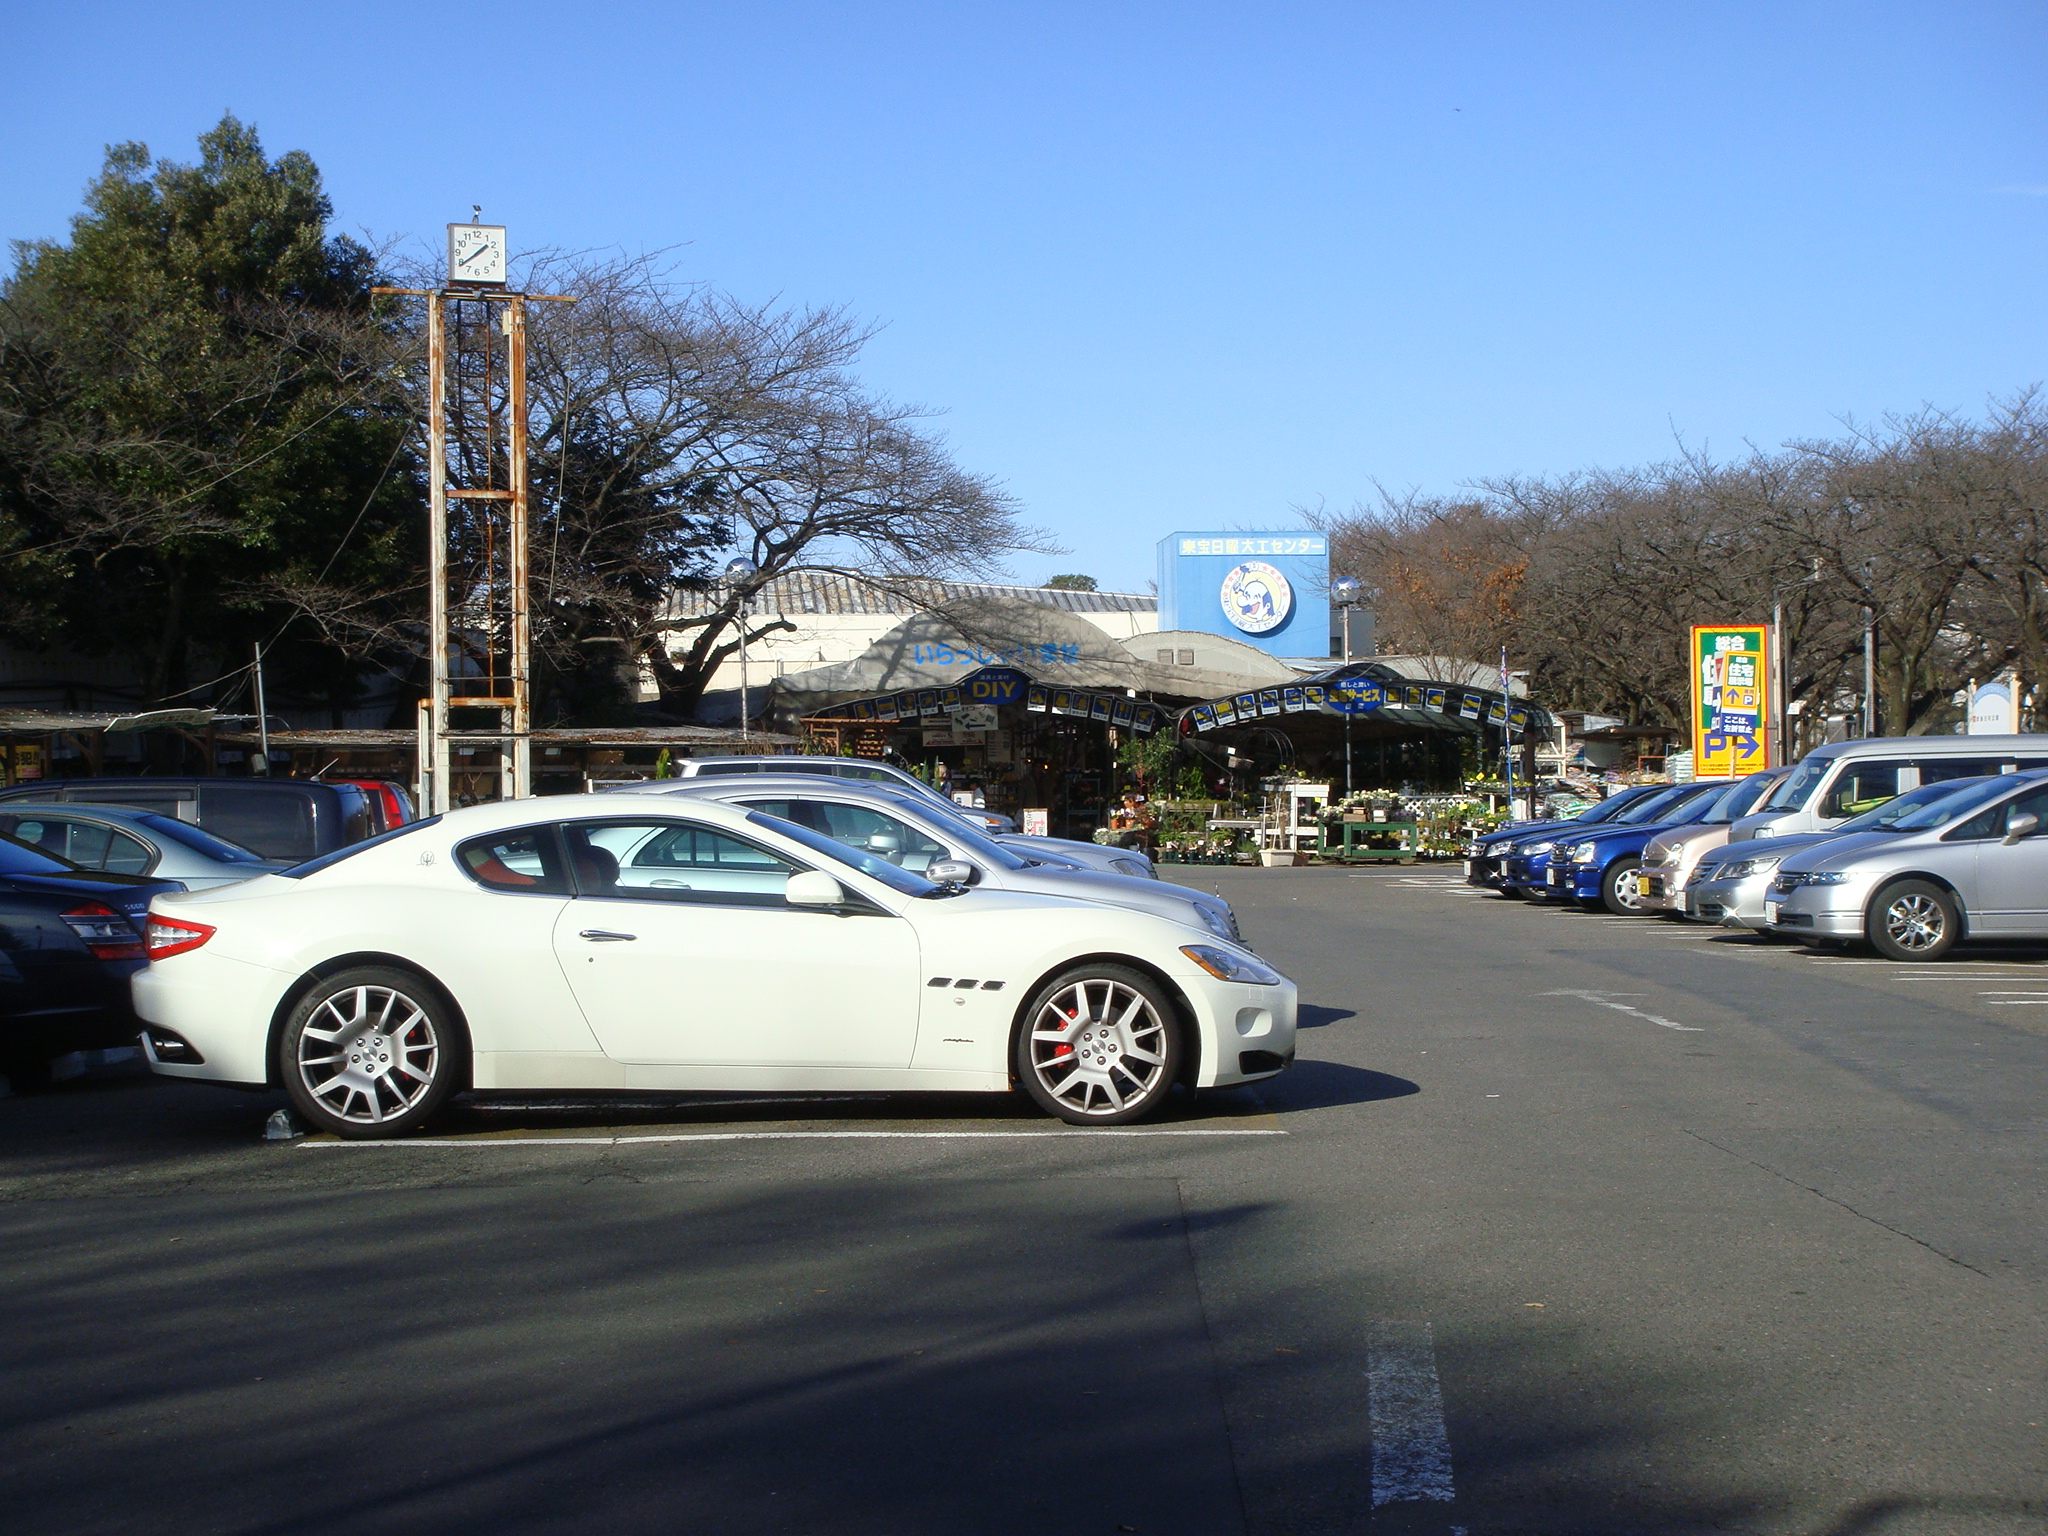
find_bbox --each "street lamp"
[724,556,760,742]
[1331,576,1364,663]
[1331,577,1365,795]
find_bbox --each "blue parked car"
[0,829,187,1078]
[1466,784,1669,895]
[1537,779,1734,912]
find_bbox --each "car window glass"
[1986,785,2048,838]
[1711,775,1780,822]
[67,786,190,816]
[136,813,268,863]
[456,827,570,894]
[744,809,940,897]
[0,817,69,858]
[0,829,80,875]
[565,818,801,906]
[1577,788,1654,823]
[692,762,762,775]
[1835,779,1987,834]
[1921,759,2003,785]
[780,761,839,774]
[62,819,114,867]
[102,830,153,874]
[1617,785,1705,824]
[1910,779,2032,837]
[1819,761,1905,820]
[198,785,320,861]
[814,802,949,872]
[277,816,444,879]
[836,764,891,780]
[1766,755,1836,811]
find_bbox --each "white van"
[1729,734,2048,842]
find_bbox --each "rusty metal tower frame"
[376,229,572,813]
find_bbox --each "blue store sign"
[961,667,1030,706]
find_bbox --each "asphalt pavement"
[2,867,2044,1536]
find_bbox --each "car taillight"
[62,902,146,961]
[145,913,216,962]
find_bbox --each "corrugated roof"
[666,572,1156,618]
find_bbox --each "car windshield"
[744,810,942,896]
[1703,774,1781,823]
[1573,788,1657,824]
[135,813,272,863]
[1832,778,1990,834]
[0,829,82,876]
[1617,784,1717,825]
[273,816,443,878]
[868,794,1031,870]
[1764,754,1836,811]
[1887,777,2023,832]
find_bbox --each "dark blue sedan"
[0,830,186,1079]
[1466,784,1669,894]
[1537,780,1734,912]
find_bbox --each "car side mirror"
[785,871,846,907]
[926,859,977,886]
[2003,811,2042,846]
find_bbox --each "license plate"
[1463,860,1475,878]
[1763,902,1780,924]
[1548,868,1563,885]
[1637,874,1655,896]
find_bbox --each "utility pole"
[1862,609,1878,738]
[374,216,574,813]
[251,643,271,775]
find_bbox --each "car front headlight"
[1720,854,1782,879]
[1569,842,1598,863]
[1198,905,1235,940]
[1802,871,1853,886]
[1180,944,1284,985]
[1521,840,1555,856]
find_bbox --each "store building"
[770,594,1299,837]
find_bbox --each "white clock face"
[447,224,507,285]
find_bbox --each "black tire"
[1014,963,1183,1126]
[279,966,463,1139]
[1600,859,1649,916]
[1866,880,1962,963]
[1495,885,1528,900]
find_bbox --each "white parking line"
[1541,989,1702,1031]
[1367,1319,1457,1507]
[300,1128,1291,1149]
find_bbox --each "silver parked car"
[1637,769,1789,913]
[639,754,1160,878]
[0,803,289,889]
[1685,777,1994,931]
[1760,771,2048,959]
[621,775,1246,944]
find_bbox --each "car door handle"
[578,929,637,942]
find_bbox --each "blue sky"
[5,2,2043,593]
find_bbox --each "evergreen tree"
[0,115,418,710]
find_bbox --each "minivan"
[0,777,376,862]
[1729,735,2048,843]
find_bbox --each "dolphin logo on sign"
[1219,561,1292,635]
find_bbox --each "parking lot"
[4,866,2045,1536]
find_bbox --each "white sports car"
[134,796,1296,1139]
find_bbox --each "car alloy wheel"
[281,967,460,1138]
[1868,880,1960,962]
[1016,965,1181,1126]
[1601,859,1648,915]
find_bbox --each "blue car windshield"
[1616,783,1718,825]
[1574,787,1659,824]
[745,810,941,896]
[1832,778,1989,834]
[0,830,80,876]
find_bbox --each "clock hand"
[458,246,491,268]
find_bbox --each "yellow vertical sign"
[1690,624,1771,776]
